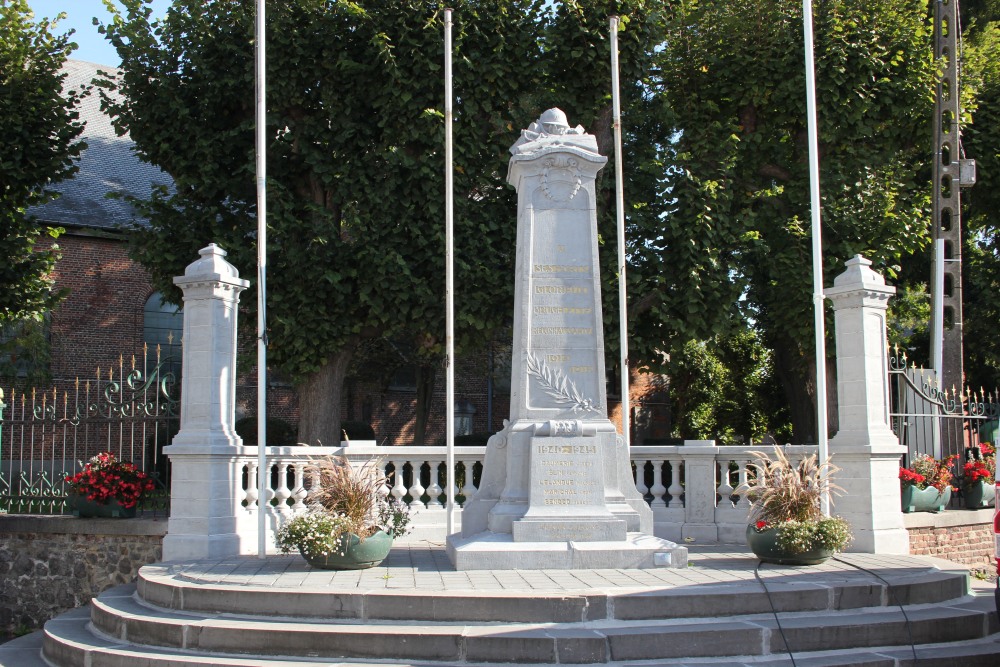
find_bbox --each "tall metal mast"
[930,0,975,394]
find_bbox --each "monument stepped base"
[8,544,1000,667]
[447,531,688,570]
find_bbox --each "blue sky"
[28,1,170,66]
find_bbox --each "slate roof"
[27,59,172,231]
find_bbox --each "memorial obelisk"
[447,109,687,570]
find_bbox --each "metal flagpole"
[802,0,830,516]
[610,17,630,446]
[444,8,456,535]
[255,0,269,557]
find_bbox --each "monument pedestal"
[447,531,687,570]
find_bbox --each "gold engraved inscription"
[533,264,591,274]
[537,445,597,455]
[531,327,592,335]
[533,306,593,315]
[535,286,588,294]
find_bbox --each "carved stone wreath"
[540,157,582,202]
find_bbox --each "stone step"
[41,583,997,665]
[136,565,969,623]
[34,608,1000,667]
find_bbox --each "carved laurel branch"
[525,352,600,415]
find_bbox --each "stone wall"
[904,508,996,567]
[0,515,166,633]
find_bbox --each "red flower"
[64,451,156,510]
[755,520,768,530]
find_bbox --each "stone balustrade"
[236,442,818,545]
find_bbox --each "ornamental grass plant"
[275,456,411,559]
[737,447,852,555]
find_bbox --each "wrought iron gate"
[887,348,998,466]
[0,345,179,515]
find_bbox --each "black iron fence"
[0,345,179,515]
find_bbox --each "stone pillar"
[161,244,252,561]
[826,255,909,554]
[679,441,720,542]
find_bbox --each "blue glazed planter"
[961,480,996,509]
[300,530,393,570]
[68,494,138,518]
[900,485,951,513]
[745,525,833,566]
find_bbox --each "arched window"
[143,292,183,377]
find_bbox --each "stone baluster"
[648,459,667,508]
[716,459,734,507]
[390,460,408,504]
[273,461,292,513]
[634,459,650,497]
[378,462,391,502]
[290,462,308,511]
[735,460,752,510]
[408,461,426,508]
[426,461,444,509]
[666,458,684,508]
[461,459,478,500]
[245,460,259,509]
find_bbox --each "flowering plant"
[274,456,411,558]
[961,442,995,487]
[64,452,156,508]
[900,454,957,492]
[738,447,852,555]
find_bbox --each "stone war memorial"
[447,109,688,569]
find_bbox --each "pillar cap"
[174,243,249,288]
[826,254,895,297]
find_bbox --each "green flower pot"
[745,525,832,566]
[900,484,951,513]
[68,494,138,518]
[961,480,996,509]
[300,530,393,570]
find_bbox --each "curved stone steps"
[135,565,968,623]
[39,581,1000,665]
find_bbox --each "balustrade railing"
[238,442,818,544]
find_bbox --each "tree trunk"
[772,337,838,444]
[297,342,358,447]
[772,340,816,445]
[412,363,437,446]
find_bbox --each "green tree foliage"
[98,0,677,445]
[961,5,1000,390]
[0,0,85,326]
[656,0,937,442]
[664,329,789,444]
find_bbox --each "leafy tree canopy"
[0,0,85,325]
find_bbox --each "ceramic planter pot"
[68,494,138,518]
[900,485,951,513]
[300,530,393,570]
[961,480,996,509]
[745,524,833,566]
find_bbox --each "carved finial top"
[510,107,597,156]
[177,242,247,285]
[829,253,892,291]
